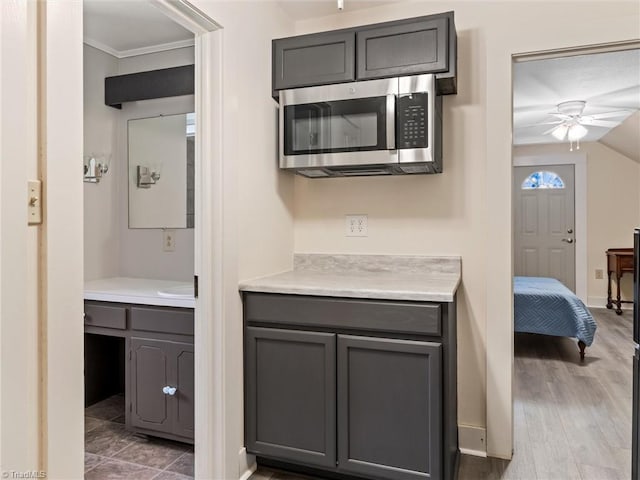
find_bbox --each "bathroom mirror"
[128,113,195,229]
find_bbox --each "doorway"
[506,44,640,477]
[514,164,576,291]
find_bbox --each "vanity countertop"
[239,254,461,303]
[84,277,195,309]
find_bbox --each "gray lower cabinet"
[245,327,336,468]
[243,292,458,480]
[84,300,194,443]
[130,338,194,440]
[337,335,442,480]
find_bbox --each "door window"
[521,170,566,190]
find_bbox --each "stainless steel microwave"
[279,74,442,178]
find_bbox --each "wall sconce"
[83,154,110,183]
[137,165,161,188]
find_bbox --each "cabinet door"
[273,31,355,91]
[130,337,173,434]
[356,17,449,80]
[172,341,194,439]
[246,327,336,468]
[337,335,442,480]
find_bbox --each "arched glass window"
[521,171,565,190]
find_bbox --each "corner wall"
[292,0,640,459]
[83,46,195,282]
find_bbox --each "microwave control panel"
[396,93,428,149]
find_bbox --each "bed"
[514,276,597,360]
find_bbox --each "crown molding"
[83,36,194,59]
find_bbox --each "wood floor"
[250,307,634,480]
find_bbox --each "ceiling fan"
[538,100,628,151]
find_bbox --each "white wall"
[183,2,296,477]
[83,45,195,282]
[291,0,640,458]
[514,142,639,307]
[83,45,120,280]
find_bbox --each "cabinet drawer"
[244,293,441,336]
[84,303,127,330]
[131,306,194,336]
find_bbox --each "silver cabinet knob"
[162,386,177,396]
[562,238,574,244]
[567,228,573,234]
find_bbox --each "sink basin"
[157,285,194,298]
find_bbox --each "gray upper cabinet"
[245,327,337,468]
[356,17,449,80]
[273,31,355,91]
[272,12,457,97]
[337,335,442,480]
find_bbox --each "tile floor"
[84,394,194,479]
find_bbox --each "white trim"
[459,448,488,458]
[458,424,487,457]
[588,296,633,310]
[513,153,588,303]
[83,36,194,59]
[238,448,257,480]
[147,1,224,479]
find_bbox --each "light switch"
[28,180,42,225]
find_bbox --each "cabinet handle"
[162,386,177,396]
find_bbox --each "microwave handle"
[386,94,396,150]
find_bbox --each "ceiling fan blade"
[549,113,572,120]
[517,121,563,128]
[587,119,621,128]
[542,125,563,136]
[588,110,632,119]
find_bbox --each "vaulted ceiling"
[513,49,640,148]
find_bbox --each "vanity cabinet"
[84,300,194,444]
[130,338,194,441]
[272,11,457,97]
[243,292,458,480]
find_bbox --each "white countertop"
[84,277,195,308]
[239,254,461,302]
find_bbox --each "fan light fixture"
[550,101,589,151]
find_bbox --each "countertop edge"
[84,292,195,309]
[239,280,459,303]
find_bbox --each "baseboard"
[238,447,256,480]
[588,296,633,310]
[458,425,486,456]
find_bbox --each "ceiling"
[513,49,640,146]
[83,0,193,58]
[277,0,403,21]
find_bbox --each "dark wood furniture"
[243,292,459,480]
[606,247,634,315]
[272,11,457,99]
[84,300,194,443]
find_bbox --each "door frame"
[512,153,587,302]
[38,0,226,478]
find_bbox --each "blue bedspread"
[514,276,597,346]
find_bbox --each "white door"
[514,164,576,291]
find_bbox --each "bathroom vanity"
[240,254,461,480]
[84,278,195,444]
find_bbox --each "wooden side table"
[606,247,634,315]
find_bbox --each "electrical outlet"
[345,214,368,237]
[595,269,603,279]
[163,229,176,252]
